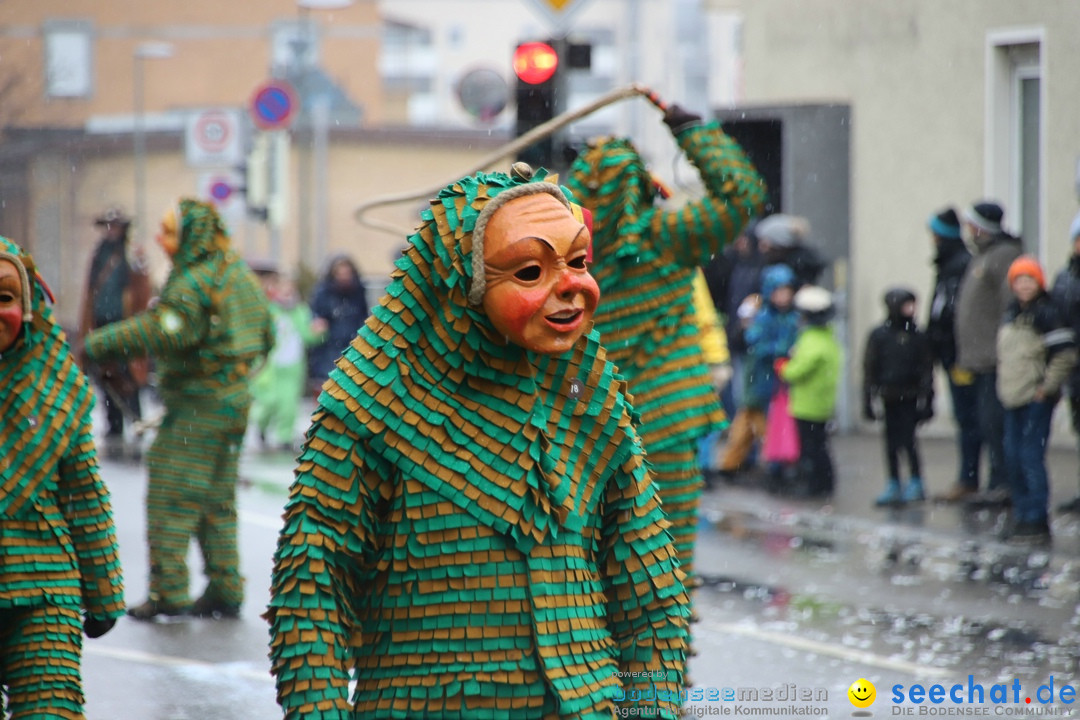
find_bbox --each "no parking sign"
[185,108,243,167]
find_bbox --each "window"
[986,32,1043,256]
[44,21,93,98]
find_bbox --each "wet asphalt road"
[79,428,1080,719]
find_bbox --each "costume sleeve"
[601,435,690,720]
[57,418,125,620]
[266,409,381,720]
[650,123,766,269]
[84,273,210,363]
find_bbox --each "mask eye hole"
[514,265,542,282]
[0,291,16,304]
[567,256,586,269]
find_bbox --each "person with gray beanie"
[755,213,825,289]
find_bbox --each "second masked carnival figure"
[266,168,691,719]
[84,199,274,621]
[565,96,765,583]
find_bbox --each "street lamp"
[133,41,174,244]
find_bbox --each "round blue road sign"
[250,80,297,130]
[209,180,233,202]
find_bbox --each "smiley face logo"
[847,678,876,709]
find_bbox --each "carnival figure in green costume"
[266,167,690,719]
[0,236,124,719]
[565,94,765,582]
[85,198,274,621]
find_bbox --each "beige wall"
[35,132,509,329]
[735,0,1080,436]
[0,0,382,127]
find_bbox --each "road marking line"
[713,622,952,679]
[239,509,284,530]
[84,645,274,683]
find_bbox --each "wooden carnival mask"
[480,192,600,355]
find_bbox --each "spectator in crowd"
[250,264,327,452]
[777,285,842,499]
[936,201,1022,505]
[863,288,935,506]
[924,207,977,498]
[755,213,826,289]
[996,256,1077,544]
[718,264,800,482]
[1051,211,1080,514]
[308,254,369,392]
[703,218,765,417]
[692,269,733,486]
[77,207,151,458]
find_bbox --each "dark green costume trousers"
[146,401,247,607]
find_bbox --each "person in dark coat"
[703,218,765,415]
[77,207,151,457]
[1050,211,1080,513]
[863,288,935,506]
[307,254,369,389]
[924,207,978,497]
[937,201,1023,505]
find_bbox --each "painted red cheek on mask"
[497,287,550,339]
[0,305,24,351]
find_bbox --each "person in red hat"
[996,255,1077,544]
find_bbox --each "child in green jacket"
[777,285,842,498]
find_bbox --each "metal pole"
[133,54,146,242]
[312,96,330,268]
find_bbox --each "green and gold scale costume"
[0,236,124,719]
[566,123,765,578]
[85,199,273,609]
[266,172,690,719]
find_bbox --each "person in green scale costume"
[266,167,690,719]
[85,198,274,621]
[565,93,765,585]
[0,236,125,719]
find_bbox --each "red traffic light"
[513,41,559,85]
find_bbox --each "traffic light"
[513,40,560,169]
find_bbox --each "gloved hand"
[663,104,702,134]
[710,363,734,392]
[949,366,975,386]
[84,616,116,639]
[916,396,935,423]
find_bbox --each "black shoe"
[127,599,189,621]
[1057,496,1080,514]
[965,487,1012,508]
[1005,519,1052,546]
[189,594,241,619]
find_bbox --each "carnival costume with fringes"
[85,199,273,615]
[566,121,765,579]
[266,171,690,720]
[0,236,124,719]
